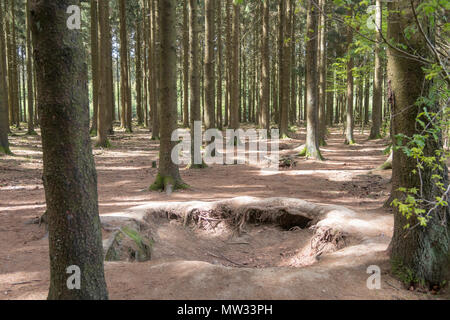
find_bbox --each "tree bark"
[182,0,189,128]
[344,9,354,145]
[90,0,99,135]
[204,0,215,130]
[230,3,240,130]
[303,0,322,160]
[318,0,327,145]
[387,0,450,287]
[150,0,184,191]
[119,0,132,133]
[369,0,383,139]
[31,0,108,299]
[260,0,270,131]
[0,0,10,154]
[97,0,112,147]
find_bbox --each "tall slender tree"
[230,2,240,130]
[301,0,322,160]
[119,0,132,132]
[182,0,189,128]
[97,0,112,147]
[0,0,10,155]
[344,8,354,145]
[259,0,270,131]
[204,0,215,130]
[369,0,383,139]
[90,0,99,135]
[150,0,185,191]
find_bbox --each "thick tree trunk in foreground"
[387,0,450,288]
[150,0,184,191]
[31,0,108,299]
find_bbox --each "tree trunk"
[216,0,223,129]
[31,0,108,299]
[182,0,189,128]
[204,0,215,130]
[150,0,184,191]
[303,0,322,160]
[369,0,383,139]
[151,0,160,139]
[387,0,450,288]
[119,0,132,133]
[318,0,327,145]
[0,0,10,154]
[97,0,112,147]
[188,0,204,167]
[230,3,240,130]
[90,0,99,135]
[136,17,143,126]
[260,0,270,131]
[344,9,354,145]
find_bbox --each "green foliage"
[391,70,449,230]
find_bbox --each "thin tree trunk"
[230,3,240,130]
[204,0,215,130]
[303,0,322,160]
[90,0,99,135]
[344,8,355,145]
[0,0,9,153]
[182,0,189,128]
[369,0,383,139]
[97,0,112,147]
[216,0,223,129]
[136,17,143,126]
[260,0,270,131]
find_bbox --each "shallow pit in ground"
[102,197,351,268]
[147,214,318,268]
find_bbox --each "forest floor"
[0,124,448,300]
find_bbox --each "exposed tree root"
[310,226,347,257]
[378,152,393,170]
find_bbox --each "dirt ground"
[0,124,448,300]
